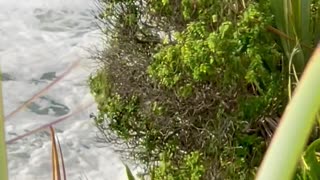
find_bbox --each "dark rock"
[2,73,15,81]
[40,72,56,80]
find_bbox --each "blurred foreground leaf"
[0,68,8,180]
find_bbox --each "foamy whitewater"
[0,0,130,179]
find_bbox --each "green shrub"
[90,0,289,179]
[153,151,205,180]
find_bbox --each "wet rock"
[2,73,15,81]
[27,96,70,117]
[40,72,56,80]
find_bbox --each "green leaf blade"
[0,68,8,180]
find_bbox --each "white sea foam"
[0,0,133,179]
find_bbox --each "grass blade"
[271,0,291,57]
[50,126,61,180]
[292,0,312,58]
[124,164,135,180]
[56,134,66,180]
[5,61,80,121]
[312,2,320,43]
[270,0,310,74]
[0,67,8,180]
[256,43,320,179]
[301,138,320,179]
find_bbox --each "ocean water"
[0,0,127,179]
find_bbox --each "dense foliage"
[90,0,291,179]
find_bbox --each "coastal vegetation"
[1,0,320,179]
[89,0,320,179]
